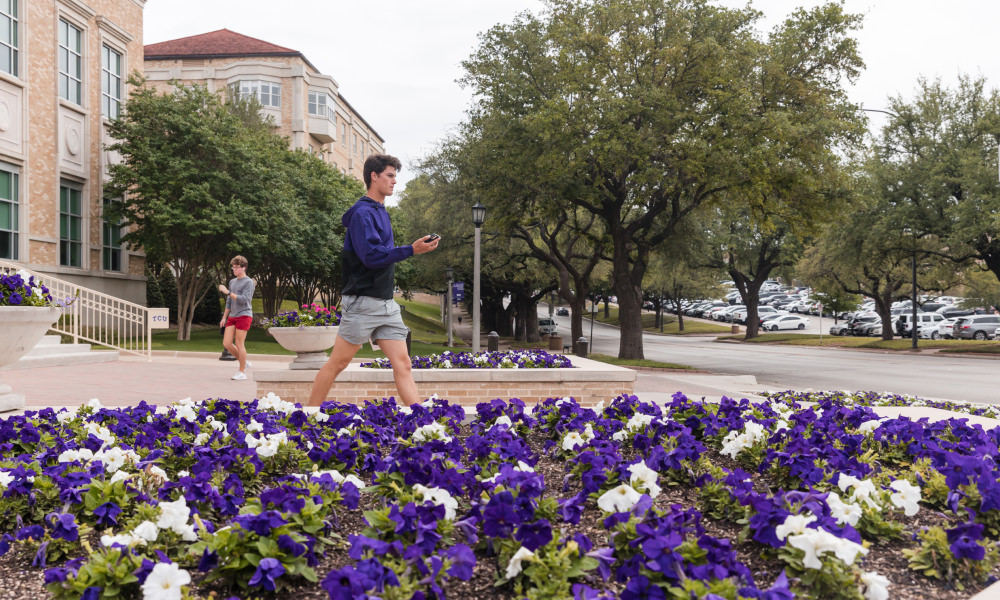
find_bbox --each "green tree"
[106,79,272,339]
[460,0,864,358]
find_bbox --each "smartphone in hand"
[426,233,440,242]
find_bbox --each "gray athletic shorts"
[338,295,409,345]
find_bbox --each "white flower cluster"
[612,413,655,442]
[561,424,595,451]
[412,421,452,443]
[597,483,642,513]
[101,497,197,548]
[776,514,867,569]
[141,561,191,600]
[257,392,298,414]
[627,460,661,498]
[245,430,289,458]
[837,474,921,517]
[720,421,769,459]
[0,470,15,490]
[412,483,459,520]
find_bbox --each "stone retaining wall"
[255,356,636,407]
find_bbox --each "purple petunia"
[248,557,285,591]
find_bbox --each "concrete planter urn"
[0,306,61,410]
[267,326,338,370]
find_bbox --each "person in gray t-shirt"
[219,255,256,380]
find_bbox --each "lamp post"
[471,202,486,353]
[902,227,918,350]
[445,266,454,348]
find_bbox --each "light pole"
[471,202,486,353]
[902,227,918,350]
[445,266,454,348]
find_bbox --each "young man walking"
[308,155,439,406]
[219,255,255,380]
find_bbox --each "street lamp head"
[445,266,453,280]
[471,202,486,227]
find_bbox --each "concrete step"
[1,350,119,370]
[24,342,93,356]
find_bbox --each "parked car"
[896,312,944,336]
[954,315,1000,340]
[848,315,879,335]
[555,307,569,316]
[734,305,781,324]
[829,322,852,336]
[935,318,959,340]
[939,307,975,319]
[764,315,810,331]
[856,320,883,337]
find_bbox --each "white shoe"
[231,372,247,380]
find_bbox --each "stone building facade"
[143,29,385,181]
[1,0,147,302]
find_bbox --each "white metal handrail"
[0,260,151,359]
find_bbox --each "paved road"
[555,312,1000,405]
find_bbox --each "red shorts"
[226,316,252,331]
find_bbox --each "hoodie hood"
[342,196,380,228]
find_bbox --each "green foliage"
[47,547,143,600]
[499,539,598,600]
[777,547,864,600]
[903,526,1000,590]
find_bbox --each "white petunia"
[109,470,132,485]
[505,546,535,579]
[561,431,587,451]
[247,420,264,433]
[131,520,160,544]
[193,432,210,446]
[627,460,661,498]
[86,398,103,410]
[156,497,191,534]
[776,513,817,541]
[787,528,867,569]
[56,410,77,424]
[413,483,459,520]
[860,571,891,600]
[597,484,642,513]
[412,421,452,443]
[514,460,534,472]
[313,411,330,423]
[888,479,921,517]
[98,447,128,473]
[826,492,862,527]
[174,404,197,422]
[141,562,191,600]
[837,474,861,493]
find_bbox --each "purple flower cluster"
[361,349,574,369]
[0,387,997,598]
[261,303,341,329]
[0,270,52,307]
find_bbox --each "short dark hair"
[230,255,248,268]
[363,154,402,188]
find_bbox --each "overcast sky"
[144,1,1000,200]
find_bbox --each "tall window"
[101,45,122,119]
[59,185,82,267]
[102,198,123,271]
[353,133,358,156]
[0,0,17,77]
[341,123,347,146]
[230,80,280,108]
[308,91,335,120]
[58,19,83,104]
[0,167,16,260]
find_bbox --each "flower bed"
[1,392,999,599]
[361,350,574,370]
[764,390,1000,420]
[0,270,52,306]
[261,304,341,329]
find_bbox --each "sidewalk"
[2,350,764,411]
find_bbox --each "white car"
[935,318,959,340]
[765,315,810,331]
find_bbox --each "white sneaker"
[231,372,247,380]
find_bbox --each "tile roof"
[145,29,301,60]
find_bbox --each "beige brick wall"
[259,380,634,408]
[15,0,146,301]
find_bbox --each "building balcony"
[308,114,336,144]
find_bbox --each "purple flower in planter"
[356,558,399,591]
[45,512,78,542]
[559,493,587,524]
[446,544,476,581]
[249,557,285,591]
[80,587,102,600]
[515,519,553,551]
[947,522,986,560]
[322,565,370,600]
[622,575,666,600]
[16,524,45,541]
[197,548,219,572]
[483,491,521,538]
[93,502,121,528]
[234,510,287,536]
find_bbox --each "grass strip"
[587,353,695,370]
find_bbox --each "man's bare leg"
[308,335,362,405]
[233,328,249,372]
[376,339,418,406]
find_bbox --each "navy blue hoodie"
[341,196,413,299]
